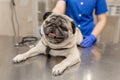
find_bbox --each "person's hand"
[80,34,97,48]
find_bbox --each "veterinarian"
[52,0,108,48]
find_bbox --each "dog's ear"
[71,21,76,34]
[43,12,52,20]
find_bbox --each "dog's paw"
[13,54,28,63]
[52,64,67,76]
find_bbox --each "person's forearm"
[92,14,107,37]
[52,7,65,14]
[52,0,66,14]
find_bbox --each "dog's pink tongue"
[48,33,56,37]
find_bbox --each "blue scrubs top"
[64,0,108,36]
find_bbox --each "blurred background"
[0,0,120,44]
[0,1,120,80]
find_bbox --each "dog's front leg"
[13,41,46,63]
[52,46,81,76]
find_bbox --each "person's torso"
[65,0,97,36]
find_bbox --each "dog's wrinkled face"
[43,15,69,44]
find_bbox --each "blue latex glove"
[80,34,97,48]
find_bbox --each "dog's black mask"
[43,12,76,44]
[44,15,68,44]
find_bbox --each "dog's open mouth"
[48,33,65,39]
[45,32,66,44]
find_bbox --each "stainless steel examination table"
[0,36,120,80]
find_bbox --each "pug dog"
[13,12,83,76]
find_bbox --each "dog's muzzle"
[44,23,68,44]
[48,24,65,38]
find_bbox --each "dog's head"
[42,12,76,44]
